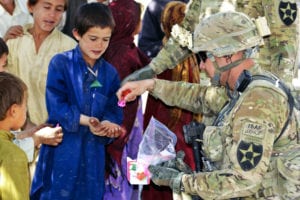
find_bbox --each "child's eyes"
[56,8,64,12]
[89,37,110,42]
[89,37,97,41]
[43,6,64,12]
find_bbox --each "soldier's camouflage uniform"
[144,0,300,199]
[236,0,299,88]
[149,64,300,199]
[148,0,299,89]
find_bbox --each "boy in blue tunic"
[30,3,124,200]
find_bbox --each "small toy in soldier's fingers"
[118,89,131,107]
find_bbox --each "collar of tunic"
[0,130,15,141]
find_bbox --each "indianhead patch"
[279,1,297,26]
[237,141,263,171]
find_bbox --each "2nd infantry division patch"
[237,141,263,171]
[279,1,297,26]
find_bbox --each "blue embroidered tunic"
[30,46,123,200]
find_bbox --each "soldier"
[123,0,299,90]
[236,0,299,88]
[117,11,299,199]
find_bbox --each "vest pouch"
[202,126,223,162]
[276,146,300,199]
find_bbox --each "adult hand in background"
[3,25,24,41]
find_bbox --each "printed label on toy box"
[127,157,150,185]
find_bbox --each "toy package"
[127,117,177,185]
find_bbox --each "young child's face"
[28,0,65,33]
[73,26,112,67]
[0,53,7,72]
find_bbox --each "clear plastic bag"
[127,117,177,185]
[137,116,177,167]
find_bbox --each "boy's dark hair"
[0,38,8,57]
[28,0,68,11]
[74,3,115,36]
[0,72,27,120]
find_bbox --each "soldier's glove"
[121,66,156,85]
[148,165,184,194]
[162,150,193,174]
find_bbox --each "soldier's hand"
[148,165,184,194]
[162,150,193,174]
[121,66,155,85]
[116,79,155,102]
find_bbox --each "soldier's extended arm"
[150,79,228,115]
[122,0,238,84]
[149,83,291,199]
[122,0,202,84]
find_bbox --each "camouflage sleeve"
[150,0,236,74]
[150,79,228,115]
[148,0,203,74]
[236,0,299,86]
[149,38,191,74]
[181,82,289,199]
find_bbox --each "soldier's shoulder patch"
[237,141,263,171]
[279,1,297,26]
[241,122,266,143]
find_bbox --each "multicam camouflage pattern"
[150,79,228,116]
[149,38,191,74]
[275,146,300,199]
[236,0,299,88]
[149,0,236,74]
[150,65,299,199]
[191,12,263,57]
[184,78,298,199]
[148,0,299,88]
[252,144,300,200]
